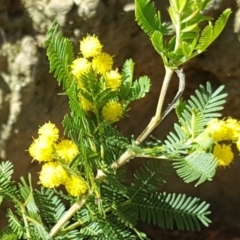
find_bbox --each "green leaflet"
[45,21,74,89]
[173,151,217,186]
[135,0,162,36]
[135,0,231,68]
[132,191,211,231]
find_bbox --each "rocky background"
[1,0,240,239]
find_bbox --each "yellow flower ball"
[55,164,68,184]
[80,35,103,58]
[225,117,240,140]
[71,58,91,78]
[213,143,234,167]
[236,138,240,151]
[65,175,88,197]
[105,70,122,91]
[79,94,93,111]
[102,101,123,122]
[92,53,113,74]
[205,119,228,142]
[38,122,59,142]
[39,162,61,188]
[29,136,54,162]
[56,140,79,163]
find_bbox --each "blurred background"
[1,0,240,239]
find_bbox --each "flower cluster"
[29,122,88,196]
[204,117,240,167]
[71,35,124,123]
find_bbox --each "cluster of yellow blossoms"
[71,35,123,123]
[204,117,240,167]
[29,122,88,197]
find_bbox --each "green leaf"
[45,21,74,89]
[181,41,193,57]
[0,228,18,240]
[35,188,66,225]
[19,175,39,213]
[119,59,135,100]
[129,160,170,199]
[7,210,25,239]
[163,123,190,157]
[0,161,21,203]
[129,76,151,101]
[133,192,211,231]
[195,9,232,51]
[150,31,168,65]
[135,0,161,37]
[173,151,218,186]
[177,82,227,137]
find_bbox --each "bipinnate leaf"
[195,8,232,52]
[129,76,151,101]
[133,191,211,231]
[173,151,218,186]
[135,0,161,37]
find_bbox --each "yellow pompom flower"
[55,164,68,184]
[80,35,103,58]
[71,58,91,78]
[205,118,240,142]
[79,94,93,111]
[38,122,59,142]
[92,53,113,74]
[29,136,54,162]
[225,117,240,140]
[65,175,88,197]
[236,138,240,151]
[213,143,234,167]
[56,140,79,163]
[39,162,61,188]
[105,70,122,91]
[102,101,123,122]
[205,119,228,142]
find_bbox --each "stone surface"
[0,0,240,237]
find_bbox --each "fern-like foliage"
[129,76,151,101]
[132,192,211,231]
[162,123,191,157]
[135,0,231,67]
[35,188,66,226]
[7,209,25,239]
[173,151,217,186]
[119,59,151,103]
[45,21,74,89]
[0,228,18,240]
[176,82,227,136]
[135,0,162,37]
[0,161,21,203]
[129,159,170,197]
[162,82,227,185]
[195,9,232,52]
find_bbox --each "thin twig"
[135,66,174,144]
[21,205,31,239]
[49,191,91,237]
[160,68,186,121]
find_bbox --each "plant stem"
[174,15,181,51]
[49,191,91,238]
[135,66,174,145]
[21,205,31,239]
